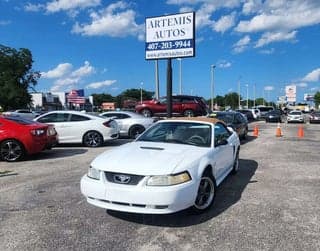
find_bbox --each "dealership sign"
[145,12,195,60]
[285,85,296,102]
[304,93,314,101]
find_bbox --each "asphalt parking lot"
[1,121,320,251]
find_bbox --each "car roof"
[39,110,104,119]
[165,116,225,125]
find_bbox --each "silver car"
[287,110,305,123]
[100,111,155,138]
[3,109,40,119]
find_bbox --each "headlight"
[146,171,191,186]
[87,166,100,180]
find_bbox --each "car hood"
[91,141,208,175]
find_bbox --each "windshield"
[137,121,212,147]
[4,116,37,125]
[213,113,234,124]
[290,111,302,115]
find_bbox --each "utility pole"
[210,65,216,111]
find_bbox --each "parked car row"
[0,115,58,161]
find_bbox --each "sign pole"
[166,58,172,118]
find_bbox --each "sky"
[1,0,320,103]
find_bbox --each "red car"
[135,95,209,117]
[0,115,58,162]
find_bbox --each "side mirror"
[215,138,228,147]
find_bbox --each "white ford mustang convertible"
[81,117,240,214]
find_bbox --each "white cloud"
[72,1,144,39]
[41,61,96,92]
[50,77,80,92]
[0,20,11,26]
[86,80,116,89]
[24,3,44,12]
[296,82,308,88]
[46,0,101,13]
[212,12,236,33]
[259,48,275,54]
[242,0,263,15]
[264,86,274,91]
[236,1,320,33]
[217,60,232,68]
[70,61,95,78]
[41,63,73,79]
[233,35,251,53]
[302,68,320,82]
[255,30,297,47]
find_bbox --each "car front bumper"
[80,174,198,214]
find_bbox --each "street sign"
[145,12,195,60]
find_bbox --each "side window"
[102,113,115,118]
[119,114,130,119]
[214,123,231,146]
[70,114,90,122]
[235,114,243,123]
[172,97,181,103]
[37,113,68,123]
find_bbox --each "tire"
[83,131,104,147]
[183,109,194,117]
[128,125,145,139]
[141,109,152,117]
[241,127,248,140]
[191,173,216,214]
[231,149,240,174]
[0,139,25,162]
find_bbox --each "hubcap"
[84,132,102,147]
[194,177,215,210]
[1,141,22,161]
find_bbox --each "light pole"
[253,83,256,107]
[246,84,249,108]
[155,60,159,99]
[210,64,216,111]
[140,82,143,103]
[177,58,182,95]
[238,76,241,109]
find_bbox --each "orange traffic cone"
[298,125,304,138]
[253,125,259,137]
[276,123,282,137]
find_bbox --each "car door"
[213,123,234,181]
[36,113,70,143]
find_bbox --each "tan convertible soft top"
[166,116,225,125]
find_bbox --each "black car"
[236,109,254,121]
[209,111,248,140]
[309,111,320,124]
[265,110,285,123]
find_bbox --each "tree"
[224,92,239,109]
[0,45,40,110]
[314,92,320,109]
[91,93,114,106]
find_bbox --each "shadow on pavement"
[26,148,88,161]
[107,158,258,227]
[240,135,257,145]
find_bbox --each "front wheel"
[183,109,194,117]
[191,174,216,214]
[231,150,240,174]
[83,131,103,147]
[0,139,25,162]
[129,125,145,139]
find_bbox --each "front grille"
[105,172,144,185]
